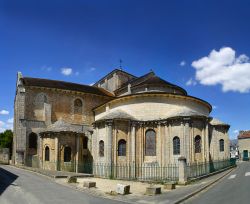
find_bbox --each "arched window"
[64,146,71,162]
[118,139,126,156]
[173,136,180,155]
[74,99,83,114]
[45,146,50,161]
[145,129,156,156]
[83,137,88,149]
[219,139,224,152]
[99,140,104,157]
[29,133,37,149]
[194,135,201,153]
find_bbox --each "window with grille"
[173,136,180,155]
[145,129,156,156]
[99,140,104,157]
[74,99,83,114]
[45,146,50,161]
[118,139,126,156]
[29,133,37,149]
[219,139,224,152]
[194,135,201,153]
[64,146,71,162]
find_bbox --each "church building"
[13,69,230,176]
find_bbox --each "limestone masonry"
[13,69,230,175]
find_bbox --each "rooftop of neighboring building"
[238,130,250,139]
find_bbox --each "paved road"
[185,162,250,204]
[0,165,123,204]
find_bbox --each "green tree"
[0,130,13,149]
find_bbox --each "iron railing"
[187,159,236,179]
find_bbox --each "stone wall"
[24,87,111,125]
[238,138,250,159]
[95,94,210,121]
[0,148,10,164]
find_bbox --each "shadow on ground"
[0,165,18,195]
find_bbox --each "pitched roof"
[22,77,114,97]
[39,119,92,134]
[238,131,250,139]
[115,71,187,95]
[95,110,135,121]
[93,68,137,86]
[210,118,229,126]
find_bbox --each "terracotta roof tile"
[22,77,114,97]
[238,131,250,139]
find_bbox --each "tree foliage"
[0,129,13,149]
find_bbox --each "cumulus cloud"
[186,78,197,86]
[0,110,9,115]
[233,130,239,134]
[191,47,250,93]
[61,68,73,76]
[180,61,186,66]
[0,118,13,132]
[212,105,218,109]
[7,118,13,123]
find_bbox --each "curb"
[174,167,236,204]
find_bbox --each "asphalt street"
[185,162,250,204]
[0,165,123,204]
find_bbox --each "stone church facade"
[13,69,230,175]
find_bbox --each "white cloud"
[90,67,96,72]
[0,121,5,126]
[212,105,218,109]
[75,71,79,76]
[233,130,239,134]
[7,118,13,123]
[89,82,94,86]
[186,78,197,86]
[0,118,13,132]
[0,110,9,115]
[191,47,250,93]
[180,61,186,66]
[61,68,73,76]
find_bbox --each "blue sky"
[0,0,250,139]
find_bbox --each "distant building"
[238,131,250,161]
[230,140,239,159]
[13,69,230,175]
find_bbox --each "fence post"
[178,156,187,184]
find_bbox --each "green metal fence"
[79,162,179,182]
[187,159,235,179]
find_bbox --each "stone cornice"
[93,92,212,113]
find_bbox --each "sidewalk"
[11,164,236,204]
[11,164,93,178]
[56,166,235,204]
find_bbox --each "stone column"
[75,134,80,173]
[183,119,190,164]
[181,121,185,156]
[131,122,136,178]
[106,120,113,177]
[202,122,206,162]
[157,122,162,166]
[178,156,187,184]
[131,122,136,163]
[55,136,59,171]
[205,121,209,162]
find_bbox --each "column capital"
[105,120,113,126]
[131,121,138,127]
